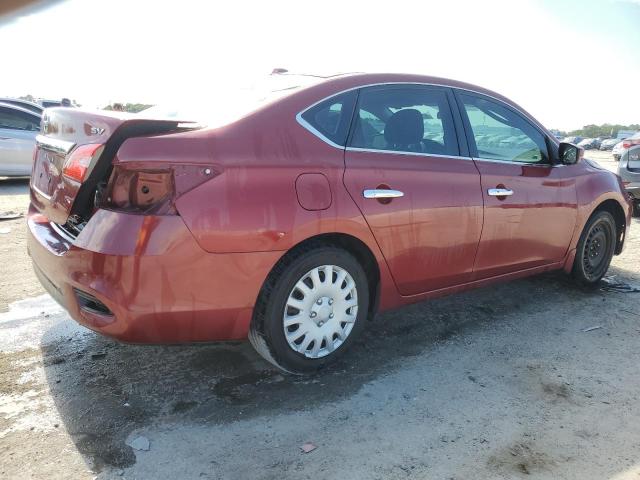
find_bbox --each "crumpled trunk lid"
[30,108,194,226]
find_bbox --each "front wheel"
[249,246,369,374]
[572,211,617,285]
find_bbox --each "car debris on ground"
[600,276,640,293]
[300,442,317,454]
[0,211,22,220]
[126,436,151,451]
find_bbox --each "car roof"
[289,72,553,135]
[0,97,44,113]
[0,101,43,118]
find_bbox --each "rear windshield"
[139,75,324,127]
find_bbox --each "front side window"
[460,93,548,163]
[349,86,459,156]
[0,107,40,131]
[300,91,357,146]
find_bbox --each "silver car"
[617,144,640,217]
[0,103,41,176]
[0,98,44,115]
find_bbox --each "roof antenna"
[271,68,289,75]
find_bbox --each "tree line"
[103,103,152,113]
[565,123,640,138]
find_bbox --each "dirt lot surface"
[2,150,640,479]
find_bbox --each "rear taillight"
[104,164,216,215]
[623,139,640,149]
[62,144,104,182]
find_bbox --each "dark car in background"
[600,138,621,151]
[562,135,583,144]
[578,138,600,150]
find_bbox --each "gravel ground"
[2,150,640,480]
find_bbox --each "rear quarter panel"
[117,88,402,311]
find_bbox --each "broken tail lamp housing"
[104,164,217,215]
[62,144,105,183]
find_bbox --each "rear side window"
[349,85,459,156]
[460,93,548,164]
[300,91,357,146]
[0,107,40,131]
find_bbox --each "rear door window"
[300,91,357,146]
[459,93,548,164]
[348,85,459,156]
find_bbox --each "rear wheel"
[249,246,369,374]
[572,211,617,285]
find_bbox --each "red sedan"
[28,73,632,373]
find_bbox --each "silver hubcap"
[283,265,358,358]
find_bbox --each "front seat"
[384,108,424,152]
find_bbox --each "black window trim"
[451,88,554,167]
[296,82,554,163]
[296,91,358,148]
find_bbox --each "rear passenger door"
[343,85,484,295]
[456,91,578,279]
[0,106,40,175]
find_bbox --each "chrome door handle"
[487,188,514,196]
[363,189,404,199]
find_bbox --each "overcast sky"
[1,0,638,130]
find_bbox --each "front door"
[456,92,578,279]
[344,85,483,295]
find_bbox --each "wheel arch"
[253,232,381,331]
[592,199,627,254]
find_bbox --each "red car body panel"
[344,150,483,295]
[26,73,632,344]
[27,208,283,342]
[471,160,578,279]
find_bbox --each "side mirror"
[558,142,584,165]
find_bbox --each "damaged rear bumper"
[27,207,282,343]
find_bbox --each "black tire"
[572,210,617,286]
[249,245,369,374]
[633,201,640,218]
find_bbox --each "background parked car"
[616,130,637,140]
[549,129,565,140]
[0,98,44,115]
[613,141,625,161]
[562,135,583,144]
[622,131,640,150]
[614,132,640,161]
[578,138,600,150]
[600,138,620,150]
[0,102,41,176]
[38,98,74,108]
[617,144,640,217]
